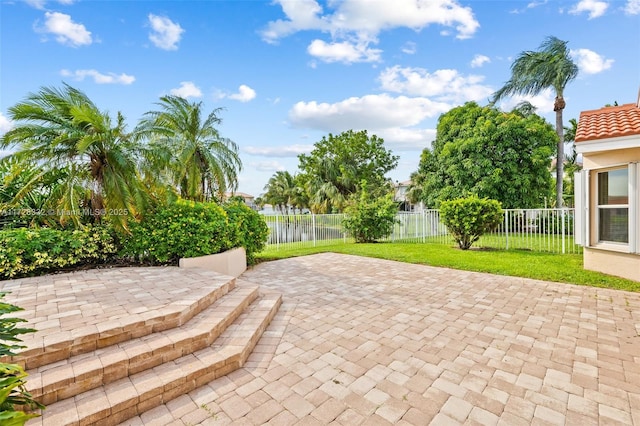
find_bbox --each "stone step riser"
[31,293,282,426]
[12,278,237,370]
[29,286,259,406]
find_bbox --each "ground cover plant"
[0,227,117,279]
[256,242,640,292]
[0,293,43,425]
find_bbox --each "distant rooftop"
[575,99,640,142]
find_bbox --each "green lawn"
[257,242,640,292]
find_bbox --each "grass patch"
[256,242,639,292]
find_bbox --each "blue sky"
[1,0,639,198]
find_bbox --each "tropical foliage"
[262,171,306,214]
[409,102,556,209]
[0,227,117,279]
[136,96,241,202]
[492,35,579,207]
[0,84,148,230]
[0,293,43,425]
[120,199,269,265]
[120,199,234,264]
[298,130,398,213]
[0,84,271,275]
[343,183,399,243]
[562,118,582,207]
[223,200,270,264]
[440,196,503,250]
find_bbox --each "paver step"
[26,284,259,406]
[7,273,237,370]
[28,292,282,426]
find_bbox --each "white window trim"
[593,165,635,253]
[631,162,638,254]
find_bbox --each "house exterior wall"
[583,248,640,282]
[582,147,640,169]
[581,145,640,281]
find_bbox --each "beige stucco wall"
[584,248,640,282]
[582,147,640,169]
[581,145,639,281]
[179,247,247,278]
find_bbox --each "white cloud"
[569,0,608,18]
[60,69,135,85]
[498,88,556,114]
[26,0,75,7]
[262,0,479,63]
[510,0,549,13]
[307,39,382,63]
[170,81,202,98]
[26,0,47,9]
[470,54,490,68]
[401,42,417,55]
[249,161,287,172]
[228,85,257,102]
[374,127,437,151]
[148,14,184,50]
[289,94,450,132]
[625,0,640,14]
[570,48,614,74]
[40,12,92,47]
[0,112,14,136]
[243,144,313,157]
[378,66,493,103]
[263,0,479,42]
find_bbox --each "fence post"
[312,214,317,247]
[561,208,566,254]
[504,210,509,250]
[275,215,280,250]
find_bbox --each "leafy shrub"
[440,196,503,250]
[0,227,117,279]
[223,201,269,264]
[343,187,399,243]
[121,199,234,264]
[0,293,44,424]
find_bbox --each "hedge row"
[0,199,269,280]
[0,227,117,279]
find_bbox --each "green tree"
[262,171,298,214]
[137,96,241,202]
[562,118,582,207]
[0,84,147,229]
[493,35,579,207]
[298,130,398,213]
[343,183,398,243]
[411,102,556,209]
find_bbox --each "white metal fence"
[263,208,581,254]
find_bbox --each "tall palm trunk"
[554,96,565,208]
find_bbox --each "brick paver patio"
[130,253,640,425]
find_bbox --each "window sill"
[589,242,630,253]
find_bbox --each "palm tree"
[493,36,579,207]
[0,84,147,229]
[137,96,241,202]
[562,118,582,206]
[263,171,296,214]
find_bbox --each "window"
[597,168,628,244]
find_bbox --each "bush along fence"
[262,208,582,254]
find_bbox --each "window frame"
[595,166,630,250]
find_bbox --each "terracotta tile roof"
[575,102,640,142]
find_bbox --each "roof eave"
[575,134,640,154]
